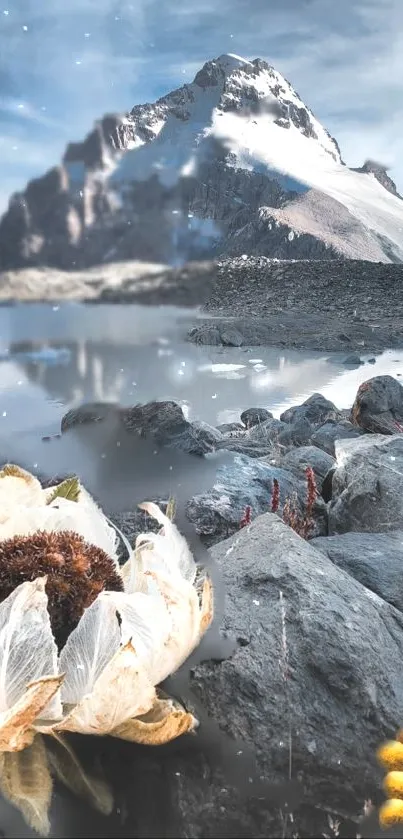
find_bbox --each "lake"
[0,303,402,452]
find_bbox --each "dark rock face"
[352,159,402,199]
[351,374,403,434]
[329,434,403,534]
[186,454,328,544]
[312,531,403,612]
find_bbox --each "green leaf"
[46,476,80,505]
[165,496,176,522]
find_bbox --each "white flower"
[0,464,213,834]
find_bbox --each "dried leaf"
[46,476,80,504]
[1,675,64,752]
[0,578,62,723]
[0,464,36,483]
[55,641,156,736]
[112,694,198,745]
[46,733,113,815]
[199,575,214,636]
[0,734,53,835]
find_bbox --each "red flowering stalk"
[240,505,252,528]
[271,478,280,513]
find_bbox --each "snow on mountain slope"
[0,52,402,269]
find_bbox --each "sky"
[0,0,402,213]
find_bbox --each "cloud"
[0,0,402,213]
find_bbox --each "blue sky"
[0,0,402,213]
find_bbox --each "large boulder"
[280,393,343,426]
[186,453,327,544]
[351,374,403,434]
[312,531,403,611]
[185,514,403,837]
[329,434,403,534]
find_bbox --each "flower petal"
[55,641,156,736]
[0,578,62,720]
[0,675,64,752]
[0,467,44,527]
[58,595,121,706]
[137,502,196,583]
[103,589,173,684]
[111,694,198,745]
[46,733,114,816]
[0,734,53,835]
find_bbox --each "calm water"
[0,303,402,450]
[0,303,401,838]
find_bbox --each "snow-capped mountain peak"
[0,53,402,269]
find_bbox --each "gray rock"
[280,445,335,490]
[351,374,403,434]
[280,393,342,426]
[277,417,313,448]
[329,434,403,534]
[246,417,286,442]
[311,531,403,611]
[216,422,245,435]
[240,407,273,428]
[61,401,119,432]
[343,353,364,366]
[186,514,403,836]
[186,454,327,544]
[311,420,365,456]
[221,328,244,347]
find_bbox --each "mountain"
[1,52,402,270]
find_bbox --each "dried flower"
[0,465,213,835]
[240,505,252,528]
[0,531,123,648]
[271,478,280,513]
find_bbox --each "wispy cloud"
[0,0,402,212]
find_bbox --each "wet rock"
[351,375,403,434]
[240,407,273,428]
[280,393,342,426]
[280,446,335,490]
[189,514,403,836]
[311,531,403,612]
[61,401,119,432]
[186,454,327,545]
[343,353,364,366]
[311,420,365,456]
[329,434,403,534]
[62,400,224,457]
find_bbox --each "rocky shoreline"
[5,373,403,837]
[1,256,403,353]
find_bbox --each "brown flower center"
[0,530,123,648]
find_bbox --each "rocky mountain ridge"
[0,53,402,270]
